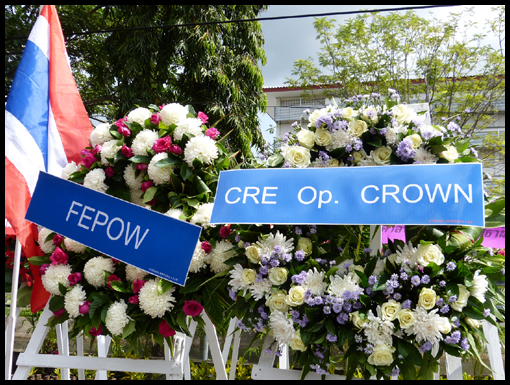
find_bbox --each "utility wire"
[6,5,462,41]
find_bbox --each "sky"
[256,4,502,143]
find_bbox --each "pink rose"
[92,145,102,156]
[53,308,65,318]
[118,126,131,137]
[158,320,176,337]
[128,295,139,304]
[219,226,231,239]
[133,279,146,294]
[107,274,121,290]
[197,111,208,124]
[141,180,153,192]
[89,324,103,337]
[81,149,91,157]
[205,127,220,140]
[105,167,114,178]
[183,300,204,317]
[136,163,148,171]
[68,272,82,286]
[169,145,182,155]
[201,241,212,254]
[50,247,68,265]
[79,301,90,314]
[53,234,63,246]
[82,153,97,169]
[153,136,172,153]
[39,264,50,275]
[121,145,134,158]
[150,113,161,125]
[115,117,128,129]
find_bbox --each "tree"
[285,6,505,195]
[5,5,269,158]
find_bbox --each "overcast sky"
[257,4,502,142]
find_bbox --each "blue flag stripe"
[5,40,49,170]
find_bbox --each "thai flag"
[5,5,92,311]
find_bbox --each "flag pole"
[5,237,22,380]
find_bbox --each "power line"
[5,5,462,42]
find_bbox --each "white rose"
[351,151,365,164]
[418,288,437,310]
[406,134,423,149]
[396,308,415,329]
[296,237,313,256]
[290,330,307,352]
[362,106,379,124]
[380,299,401,321]
[269,267,288,286]
[241,269,257,286]
[415,244,445,267]
[437,317,452,334]
[439,145,459,162]
[245,245,262,264]
[450,284,470,312]
[287,286,306,307]
[342,107,357,120]
[296,129,315,149]
[282,145,311,168]
[314,128,332,147]
[348,119,369,137]
[350,311,368,329]
[391,104,415,124]
[307,109,323,127]
[266,291,289,313]
[371,147,392,165]
[464,316,481,329]
[367,344,396,366]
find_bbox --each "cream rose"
[296,237,313,256]
[290,330,307,352]
[450,284,470,312]
[418,288,437,310]
[287,286,306,307]
[283,145,311,168]
[307,109,323,128]
[296,129,315,149]
[348,119,369,137]
[269,267,288,286]
[342,107,357,120]
[464,317,481,329]
[437,317,452,334]
[391,104,415,124]
[367,344,396,366]
[350,311,368,329]
[407,134,423,149]
[241,269,257,286]
[380,299,401,321]
[352,151,365,164]
[245,245,262,263]
[266,290,289,313]
[415,244,445,267]
[362,106,379,124]
[314,128,332,147]
[396,308,415,329]
[439,145,459,162]
[371,147,392,165]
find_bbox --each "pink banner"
[381,226,505,249]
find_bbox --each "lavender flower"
[295,227,302,235]
[460,337,470,351]
[368,275,378,285]
[410,275,421,286]
[402,299,412,309]
[446,261,456,271]
[445,330,462,344]
[326,333,337,342]
[449,295,458,303]
[396,138,416,161]
[294,250,306,261]
[419,342,433,353]
[421,275,431,284]
[336,313,349,324]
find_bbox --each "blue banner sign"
[26,172,202,286]
[210,164,485,227]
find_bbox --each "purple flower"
[393,293,402,301]
[421,275,431,284]
[368,275,377,285]
[326,333,337,342]
[295,227,302,235]
[440,305,450,314]
[439,280,447,287]
[410,275,421,286]
[314,296,323,306]
[483,309,491,317]
[294,250,305,261]
[449,295,458,303]
[343,291,352,300]
[323,306,331,315]
[336,313,349,324]
[446,262,456,271]
[332,303,342,313]
[460,337,470,351]
[419,342,433,353]
[402,299,412,309]
[445,330,462,344]
[396,138,416,161]
[400,272,409,281]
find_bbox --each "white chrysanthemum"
[64,237,87,254]
[131,129,159,156]
[126,107,152,128]
[83,257,116,288]
[405,307,443,344]
[189,241,207,273]
[302,268,328,296]
[129,188,146,206]
[184,135,219,167]
[83,168,108,193]
[328,272,362,300]
[256,230,294,256]
[138,279,176,318]
[38,227,56,254]
[335,259,354,277]
[385,127,399,146]
[41,264,72,296]
[470,270,489,303]
[363,308,394,346]
[394,241,419,268]
[209,240,236,274]
[228,264,246,292]
[123,165,145,190]
[414,147,438,164]
[105,300,130,336]
[160,103,189,127]
[148,152,173,186]
[190,203,215,228]
[61,161,79,181]
[326,128,352,151]
[64,284,87,318]
[173,117,204,141]
[125,264,148,282]
[269,311,295,346]
[250,278,273,301]
[165,208,185,221]
[90,123,113,147]
[100,139,121,166]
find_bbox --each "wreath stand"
[9,301,229,380]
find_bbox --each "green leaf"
[49,295,65,312]
[122,320,136,339]
[266,154,284,167]
[223,255,248,266]
[16,285,33,308]
[58,282,68,296]
[158,279,173,295]
[193,175,211,195]
[180,162,193,181]
[129,155,151,164]
[143,186,158,203]
[155,156,180,168]
[109,128,122,139]
[27,256,51,266]
[109,280,132,293]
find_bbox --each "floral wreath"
[31,103,238,350]
[222,91,505,379]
